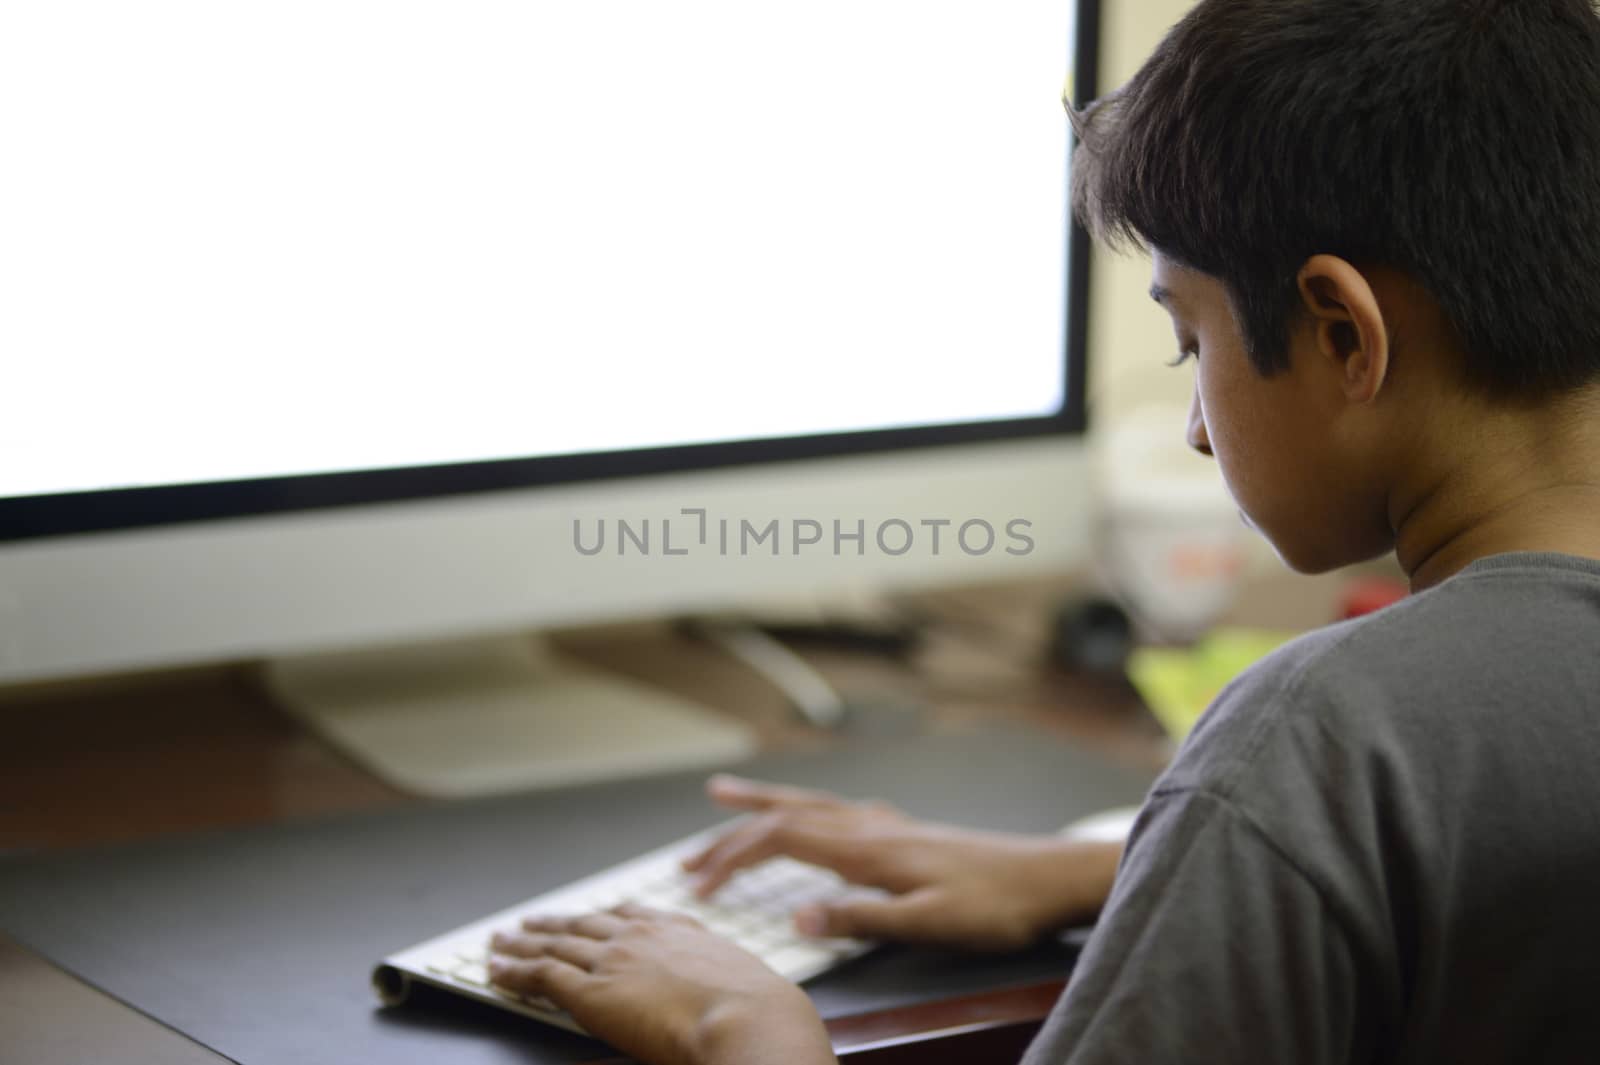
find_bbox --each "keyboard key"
[454,962,491,987]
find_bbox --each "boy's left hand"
[489,901,837,1065]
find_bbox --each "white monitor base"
[261,634,757,799]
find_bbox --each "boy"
[486,1,1600,1061]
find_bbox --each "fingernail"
[489,960,506,978]
[795,906,826,936]
[490,932,506,949]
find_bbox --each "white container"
[1093,408,1249,643]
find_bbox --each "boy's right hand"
[681,775,1124,953]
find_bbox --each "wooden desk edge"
[827,978,1064,1054]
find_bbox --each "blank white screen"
[2,1,1073,497]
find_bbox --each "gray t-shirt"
[1024,552,1600,1064]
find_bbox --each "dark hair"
[1071,0,1600,398]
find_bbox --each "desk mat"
[0,725,1157,1065]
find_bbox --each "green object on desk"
[1127,628,1297,742]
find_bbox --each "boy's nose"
[1186,383,1213,457]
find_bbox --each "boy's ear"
[1295,255,1390,404]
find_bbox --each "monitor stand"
[261,634,757,799]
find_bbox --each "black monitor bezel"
[1,0,1099,544]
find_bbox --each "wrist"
[1018,836,1123,931]
[695,985,836,1065]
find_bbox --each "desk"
[0,568,1364,1064]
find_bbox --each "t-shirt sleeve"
[1022,788,1372,1065]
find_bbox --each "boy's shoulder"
[1128,552,1600,966]
[1155,551,1600,804]
[1048,555,1600,1065]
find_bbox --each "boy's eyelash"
[1166,350,1196,368]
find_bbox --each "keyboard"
[372,823,884,1033]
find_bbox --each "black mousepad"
[0,725,1157,1065]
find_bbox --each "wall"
[1086,0,1197,434]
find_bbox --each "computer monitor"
[1,0,1100,795]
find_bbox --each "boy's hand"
[682,775,1123,952]
[489,902,836,1065]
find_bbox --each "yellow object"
[1127,628,1298,742]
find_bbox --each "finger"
[608,900,694,925]
[793,890,953,944]
[680,819,748,874]
[683,783,896,876]
[704,774,847,813]
[693,810,883,897]
[491,930,605,970]
[521,911,626,939]
[682,812,779,885]
[488,955,589,1000]
[686,813,797,896]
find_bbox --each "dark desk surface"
[0,569,1360,1064]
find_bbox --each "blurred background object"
[1091,406,1250,644]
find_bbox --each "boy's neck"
[1390,386,1600,591]
[1399,484,1600,591]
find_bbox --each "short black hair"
[1071,0,1600,399]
